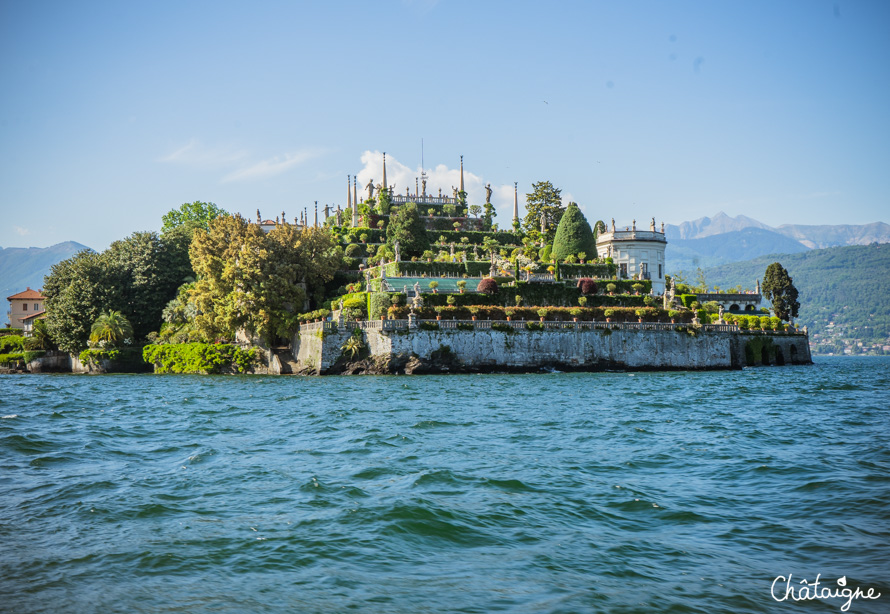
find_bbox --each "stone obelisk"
[513,182,519,226]
[459,155,465,199]
[352,177,358,226]
[381,152,387,194]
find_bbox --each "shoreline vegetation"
[4,185,811,375]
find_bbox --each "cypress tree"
[551,202,597,261]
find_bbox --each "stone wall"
[291,323,811,375]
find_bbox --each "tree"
[482,201,496,230]
[161,201,227,236]
[90,311,134,346]
[523,181,565,242]
[385,203,430,258]
[762,262,800,321]
[551,202,597,261]
[189,215,342,342]
[42,232,190,352]
[469,204,482,218]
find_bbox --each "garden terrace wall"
[290,320,811,374]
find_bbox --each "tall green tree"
[43,250,110,353]
[386,203,430,258]
[190,215,341,342]
[523,181,565,243]
[42,232,193,352]
[161,201,228,236]
[762,262,800,321]
[551,202,597,261]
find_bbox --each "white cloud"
[354,150,525,229]
[222,149,327,183]
[14,226,30,236]
[160,140,326,183]
[159,139,248,169]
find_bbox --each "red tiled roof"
[21,310,46,321]
[7,288,45,300]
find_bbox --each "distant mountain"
[667,227,810,272]
[665,212,773,240]
[664,213,889,273]
[1,242,92,299]
[774,222,890,249]
[700,243,890,351]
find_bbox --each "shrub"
[525,322,544,331]
[477,278,498,295]
[604,309,615,318]
[551,202,597,261]
[668,310,680,319]
[631,283,644,294]
[491,323,516,333]
[143,343,258,374]
[537,308,549,319]
[456,280,467,291]
[578,296,588,307]
[446,295,456,306]
[369,293,392,319]
[643,296,655,307]
[419,321,440,331]
[606,283,617,294]
[577,278,598,295]
[0,335,24,353]
[344,243,363,257]
[429,281,439,291]
[456,322,474,330]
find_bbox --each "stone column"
[513,182,519,226]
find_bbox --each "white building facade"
[596,225,667,295]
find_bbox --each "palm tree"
[30,319,55,350]
[89,311,134,346]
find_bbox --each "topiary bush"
[477,278,498,295]
[577,278,598,295]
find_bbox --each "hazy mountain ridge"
[664,213,889,273]
[1,242,92,299]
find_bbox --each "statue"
[256,209,262,222]
[632,219,636,231]
[452,186,458,200]
[393,240,401,262]
[661,221,665,233]
[324,204,330,219]
[718,304,725,323]
[338,299,344,311]
[450,243,455,257]
[473,245,478,260]
[650,217,656,231]
[485,183,493,203]
[413,281,420,296]
[421,178,427,196]
[611,218,616,232]
[540,211,547,233]
[406,187,410,197]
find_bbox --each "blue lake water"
[1,357,888,613]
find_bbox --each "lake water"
[1,357,888,613]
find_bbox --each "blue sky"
[1,0,888,250]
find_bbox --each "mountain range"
[1,242,92,300]
[663,212,890,273]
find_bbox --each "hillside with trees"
[700,244,890,354]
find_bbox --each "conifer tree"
[762,262,800,321]
[385,203,430,258]
[551,202,597,261]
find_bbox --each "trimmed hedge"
[432,230,523,246]
[387,304,685,323]
[558,263,616,278]
[143,343,260,374]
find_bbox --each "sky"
[1,0,888,251]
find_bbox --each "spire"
[314,201,318,227]
[381,152,387,193]
[347,175,352,209]
[459,155,465,193]
[352,177,358,226]
[513,182,519,224]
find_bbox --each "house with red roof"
[6,287,46,332]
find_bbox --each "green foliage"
[762,262,800,321]
[369,293,393,319]
[143,343,259,374]
[79,347,122,364]
[23,350,46,363]
[0,352,24,365]
[419,321,440,331]
[523,181,565,242]
[551,202,597,261]
[43,232,192,352]
[491,323,516,333]
[525,322,544,331]
[0,335,24,353]
[190,216,341,342]
[161,201,227,236]
[386,202,430,258]
[89,311,134,346]
[340,330,366,360]
[680,294,698,309]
